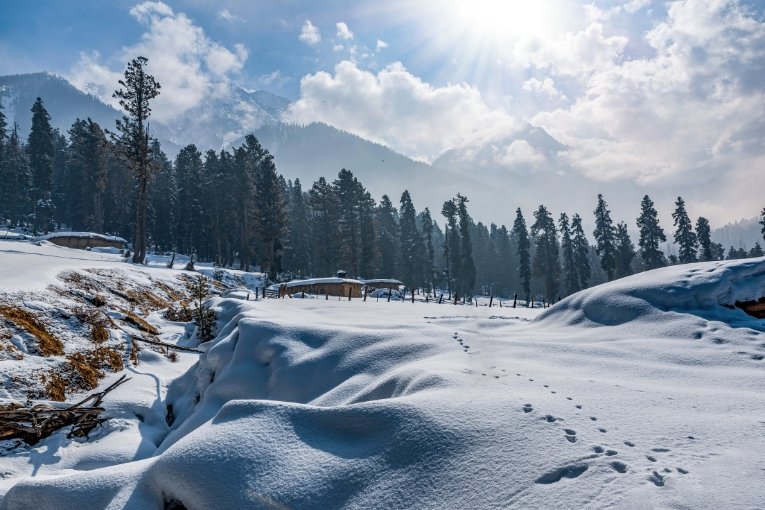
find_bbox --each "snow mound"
[539,258,765,328]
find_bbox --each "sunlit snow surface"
[1,242,764,509]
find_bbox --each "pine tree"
[420,207,436,293]
[614,222,636,278]
[571,213,591,290]
[174,144,204,257]
[149,140,176,253]
[760,208,765,244]
[672,196,697,264]
[0,100,7,162]
[376,195,399,278]
[636,195,667,269]
[27,97,55,233]
[531,205,560,301]
[334,169,362,277]
[111,56,161,263]
[232,145,256,270]
[696,217,714,261]
[593,194,616,280]
[284,178,311,275]
[493,224,514,296]
[559,213,578,295]
[250,136,286,280]
[750,242,764,258]
[399,190,424,289]
[456,194,476,299]
[358,190,378,278]
[308,177,339,276]
[441,199,460,298]
[0,124,31,226]
[512,208,531,302]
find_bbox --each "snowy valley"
[0,239,763,508]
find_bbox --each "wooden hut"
[361,279,403,293]
[39,232,127,250]
[280,277,363,298]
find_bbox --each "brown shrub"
[0,307,64,356]
[165,303,194,322]
[119,309,160,335]
[44,372,67,402]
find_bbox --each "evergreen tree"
[531,205,560,301]
[358,190,378,278]
[456,194,476,298]
[492,224,514,296]
[614,222,636,278]
[696,217,714,261]
[250,136,287,280]
[558,213,578,295]
[672,196,698,263]
[376,195,399,278]
[636,195,667,269]
[232,145,256,270]
[441,199,460,298]
[512,208,531,302]
[760,208,765,244]
[399,190,424,289]
[420,207,436,293]
[111,56,161,263]
[308,177,339,276]
[334,169,362,277]
[174,144,204,257]
[148,140,176,253]
[593,194,616,280]
[0,124,31,226]
[571,213,591,290]
[283,178,311,275]
[27,97,55,233]
[750,242,764,258]
[0,100,6,162]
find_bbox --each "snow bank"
[37,232,127,243]
[539,257,765,328]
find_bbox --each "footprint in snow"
[564,429,577,443]
[598,428,607,433]
[522,404,533,413]
[610,461,628,473]
[590,417,597,421]
[605,450,618,456]
[677,467,689,474]
[575,405,582,409]
[624,441,635,447]
[543,415,558,423]
[646,456,657,462]
[648,471,665,487]
[592,446,605,453]
[651,448,670,453]
[535,464,588,484]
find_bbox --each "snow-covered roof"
[38,231,128,243]
[361,278,403,286]
[284,277,362,288]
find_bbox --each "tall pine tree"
[593,194,617,280]
[512,208,531,302]
[672,196,697,264]
[0,124,31,226]
[27,97,55,233]
[696,217,714,262]
[636,195,666,269]
[531,205,560,301]
[420,207,436,293]
[399,190,424,289]
[376,195,399,278]
[571,213,591,290]
[456,194,476,299]
[614,222,636,278]
[111,56,161,263]
[559,213,578,295]
[441,199,460,298]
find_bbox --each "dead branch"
[0,375,130,445]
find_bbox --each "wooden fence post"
[411,289,415,303]
[513,293,517,308]
[438,294,443,304]
[454,293,458,305]
[489,295,493,308]
[348,287,352,301]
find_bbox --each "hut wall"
[48,236,125,250]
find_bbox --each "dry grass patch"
[0,306,64,356]
[42,346,125,400]
[119,309,160,335]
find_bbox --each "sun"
[447,0,564,42]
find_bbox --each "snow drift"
[2,258,765,509]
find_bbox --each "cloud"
[496,140,546,166]
[336,22,353,40]
[299,20,321,45]
[284,60,518,162]
[217,9,243,23]
[527,0,765,192]
[522,77,567,101]
[67,1,248,122]
[376,39,389,51]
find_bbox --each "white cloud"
[299,20,321,45]
[528,0,765,196]
[496,140,546,166]
[284,60,518,162]
[67,1,248,122]
[522,77,567,101]
[376,39,389,51]
[217,9,242,23]
[336,21,353,40]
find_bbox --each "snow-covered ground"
[0,240,764,508]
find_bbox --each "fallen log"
[0,375,130,445]
[130,334,202,353]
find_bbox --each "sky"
[1,0,764,227]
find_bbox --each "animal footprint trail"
[564,429,577,443]
[535,464,589,484]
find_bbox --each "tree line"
[1,57,764,301]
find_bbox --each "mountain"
[711,217,763,251]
